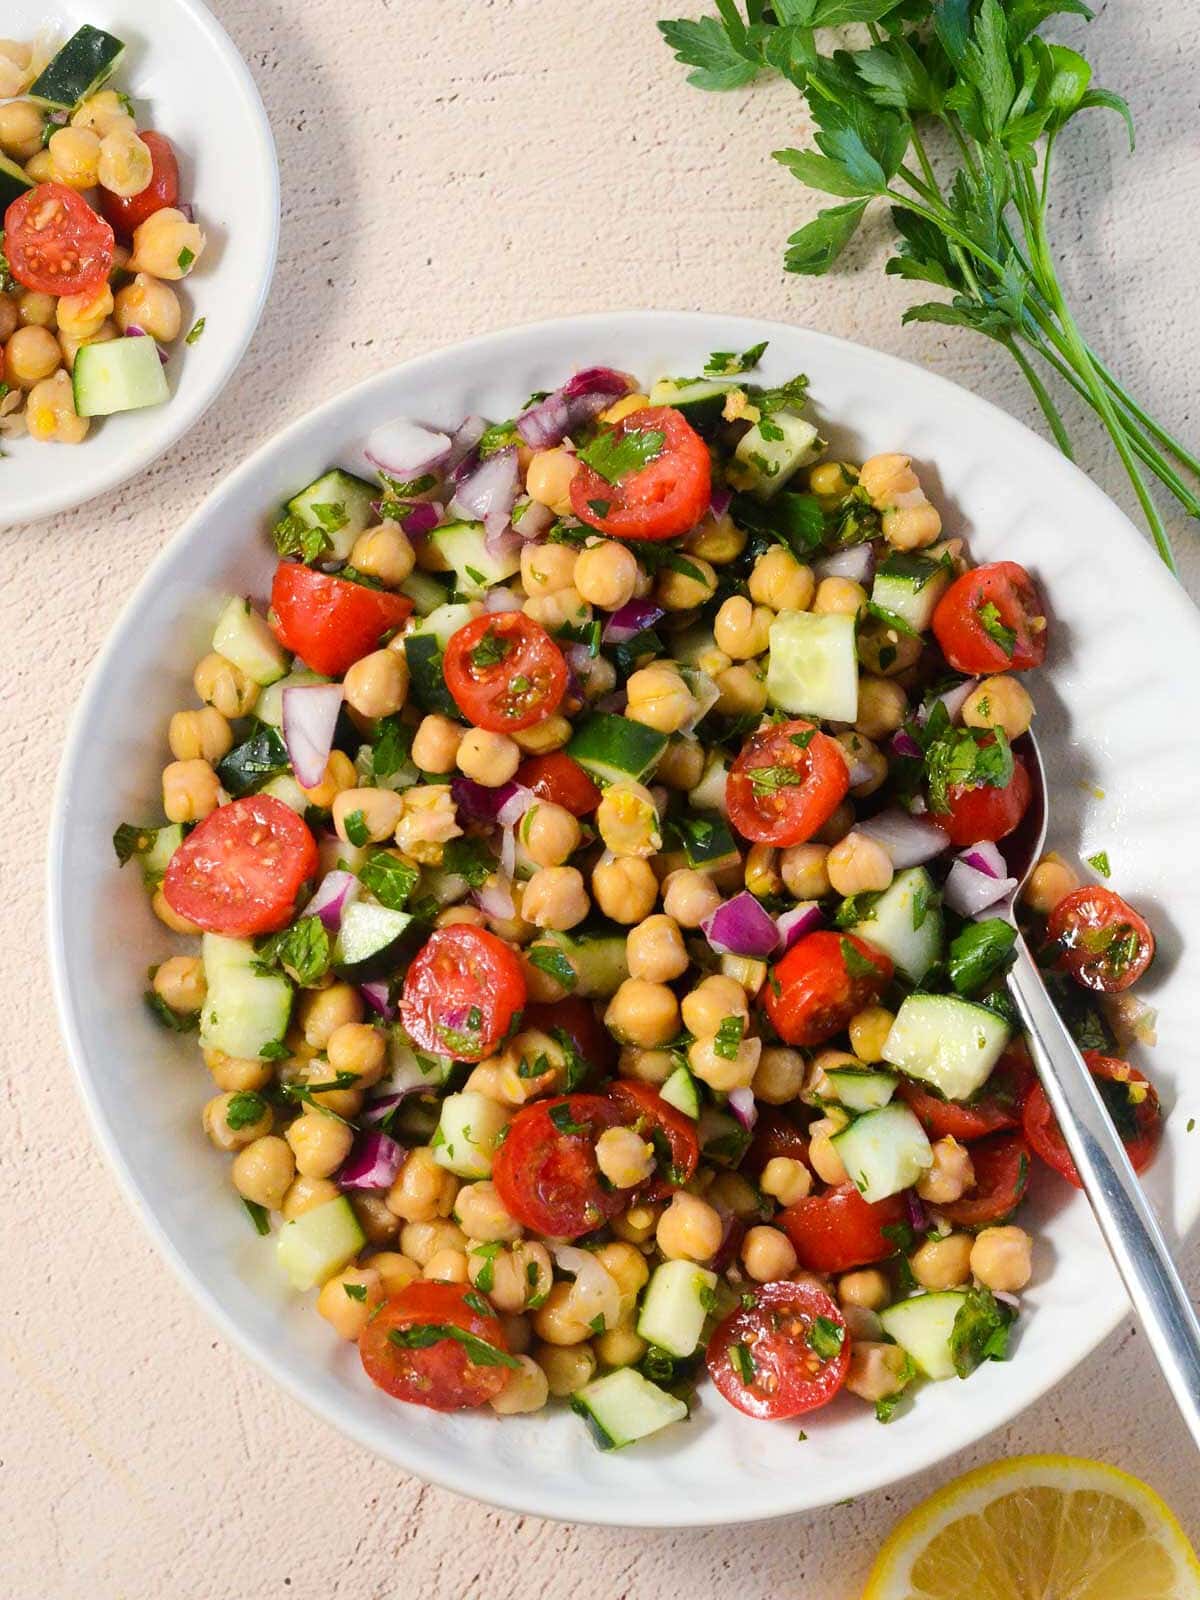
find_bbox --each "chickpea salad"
[115,347,1163,1445]
[0,26,207,448]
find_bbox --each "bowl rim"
[5,0,280,527]
[47,309,1200,1526]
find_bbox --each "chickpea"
[152,955,205,1013]
[705,1172,759,1222]
[689,1031,761,1092]
[655,736,705,791]
[521,865,589,931]
[511,714,572,755]
[911,1232,974,1291]
[352,1193,401,1246]
[839,732,888,799]
[281,1175,341,1222]
[826,831,894,898]
[411,713,464,774]
[849,1006,895,1064]
[317,1267,383,1339]
[167,706,232,765]
[744,842,781,899]
[23,149,58,184]
[519,539,577,595]
[203,1090,273,1151]
[402,1217,468,1266]
[963,674,1035,741]
[327,1022,387,1087]
[816,800,856,845]
[809,460,858,502]
[537,1341,597,1397]
[348,522,415,586]
[520,944,577,1003]
[742,1226,799,1282]
[5,325,61,388]
[748,546,815,612]
[72,90,136,139]
[456,726,520,787]
[24,368,88,444]
[885,502,942,550]
[0,294,16,343]
[455,1181,522,1243]
[286,1112,354,1180]
[777,845,829,904]
[193,652,258,718]
[519,802,580,869]
[370,1251,421,1294]
[714,595,774,659]
[660,868,720,930]
[0,100,44,163]
[423,1247,469,1283]
[605,979,679,1048]
[206,1050,272,1093]
[917,1138,975,1206]
[343,649,408,720]
[684,511,746,565]
[1022,852,1079,915]
[231,1136,295,1211]
[57,317,117,375]
[617,1047,675,1087]
[592,854,658,924]
[657,554,717,611]
[627,914,689,983]
[681,974,748,1040]
[625,663,696,735]
[129,207,206,280]
[656,1193,723,1262]
[298,983,362,1050]
[594,1241,650,1306]
[288,1057,365,1119]
[152,887,200,935]
[612,1200,661,1246]
[97,127,152,196]
[488,1354,549,1414]
[752,1046,806,1105]
[970,1226,1033,1293]
[387,1146,458,1223]
[18,291,56,329]
[813,576,867,618]
[572,540,638,609]
[523,586,591,633]
[808,1113,850,1186]
[332,787,405,845]
[857,618,923,678]
[714,663,767,717]
[438,905,486,931]
[595,1125,656,1189]
[760,1156,812,1207]
[56,282,113,339]
[595,1319,648,1369]
[525,447,579,515]
[161,759,219,824]
[46,125,101,189]
[596,781,661,858]
[858,454,942,551]
[533,1282,592,1346]
[856,677,908,741]
[472,1240,550,1313]
[842,1304,884,1342]
[575,652,618,704]
[500,1312,533,1355]
[300,749,356,808]
[846,1342,911,1403]
[838,1268,891,1312]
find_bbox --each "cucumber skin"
[847,866,943,985]
[570,1367,689,1449]
[879,1292,966,1381]
[567,714,668,786]
[882,995,1012,1102]
[29,25,125,107]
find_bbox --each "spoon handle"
[1007,934,1200,1449]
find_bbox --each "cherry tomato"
[726,720,850,847]
[269,563,412,678]
[764,931,892,1048]
[933,748,1031,846]
[932,561,1048,675]
[742,1108,810,1178]
[938,1132,1031,1228]
[706,1280,850,1420]
[606,1079,700,1198]
[4,182,114,297]
[569,406,711,541]
[522,996,615,1079]
[516,751,602,817]
[443,613,568,733]
[358,1281,513,1411]
[162,794,317,937]
[492,1094,626,1239]
[1023,1053,1161,1189]
[897,1050,1033,1141]
[778,1184,907,1275]
[1048,886,1155,994]
[98,131,179,237]
[400,925,526,1062]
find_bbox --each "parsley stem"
[1004,336,1075,459]
[1084,349,1200,483]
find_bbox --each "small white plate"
[2,0,278,526]
[47,312,1200,1526]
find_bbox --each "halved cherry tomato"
[516,751,602,817]
[400,925,526,1062]
[1048,886,1155,994]
[933,748,1031,846]
[932,561,1048,675]
[443,612,567,733]
[706,1280,850,1420]
[938,1132,1031,1228]
[522,996,615,1079]
[570,406,711,541]
[726,720,850,847]
[358,1281,513,1411]
[162,794,317,936]
[98,131,179,237]
[742,1108,810,1178]
[492,1093,626,1239]
[765,931,892,1048]
[4,182,114,298]
[606,1079,699,1198]
[269,562,412,678]
[897,1050,1033,1141]
[1023,1053,1161,1189]
[778,1184,907,1274]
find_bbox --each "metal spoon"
[1002,732,1200,1446]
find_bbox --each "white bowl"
[3,0,277,526]
[48,312,1200,1526]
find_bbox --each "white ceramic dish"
[48,312,1200,1526]
[2,0,278,527]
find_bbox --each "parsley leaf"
[255,916,331,986]
[925,726,1014,815]
[657,15,761,91]
[976,599,1017,657]
[272,510,331,565]
[185,316,206,345]
[704,340,769,375]
[527,945,578,992]
[747,763,805,794]
[144,991,200,1032]
[113,822,153,866]
[442,835,497,889]
[949,1287,1016,1378]
[713,1014,746,1061]
[578,426,667,485]
[840,936,881,981]
[387,1323,520,1369]
[372,715,413,780]
[807,1316,846,1361]
[469,627,511,670]
[548,1103,587,1135]
[242,1198,271,1236]
[225,1091,268,1131]
[1086,849,1111,878]
[359,851,420,910]
[728,1341,757,1385]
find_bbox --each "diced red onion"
[960,841,1006,879]
[451,776,528,824]
[918,678,980,726]
[727,1087,758,1132]
[993,1290,1021,1310]
[511,497,556,542]
[473,877,516,920]
[358,979,395,1020]
[710,486,733,520]
[566,642,596,675]
[338,1132,405,1191]
[307,869,358,932]
[595,689,627,714]
[814,544,875,585]
[281,683,343,789]
[364,418,451,479]
[484,586,523,614]
[516,367,633,449]
[496,784,535,827]
[602,598,665,645]
[48,109,68,126]
[777,901,823,950]
[844,747,878,788]
[905,1189,930,1234]
[515,391,569,450]
[889,729,923,761]
[177,201,196,223]
[446,414,487,474]
[450,446,519,544]
[499,825,516,879]
[857,808,951,868]
[702,891,782,958]
[400,501,442,539]
[943,856,1017,917]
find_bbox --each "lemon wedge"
[862,1455,1200,1600]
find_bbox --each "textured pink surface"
[5,0,1200,1593]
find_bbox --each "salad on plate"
[114,347,1162,1447]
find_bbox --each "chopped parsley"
[343,1282,368,1303]
[272,509,331,565]
[113,822,154,865]
[788,727,816,750]
[713,1014,746,1061]
[463,1290,494,1318]
[177,245,196,272]
[469,627,511,670]
[925,726,1014,815]
[386,1324,520,1369]
[728,1342,756,1385]
[442,835,497,889]
[747,764,804,794]
[225,1091,268,1131]
[579,426,666,484]
[976,600,1016,657]
[949,1287,1015,1378]
[342,808,370,848]
[470,1242,502,1292]
[185,316,206,345]
[371,715,413,780]
[143,990,200,1032]
[359,851,420,910]
[242,1199,271,1236]
[703,340,768,376]
[255,916,331,986]
[527,944,578,992]
[548,1103,587,1136]
[807,1316,846,1361]
[1086,849,1112,878]
[840,936,881,981]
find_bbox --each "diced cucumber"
[400,570,452,617]
[570,1367,688,1449]
[637,1259,717,1358]
[660,1065,701,1119]
[648,376,735,438]
[821,1067,899,1113]
[404,632,458,717]
[731,411,821,499]
[256,668,329,728]
[286,468,377,562]
[670,624,724,673]
[200,935,292,1060]
[871,552,953,634]
[697,1107,751,1168]
[0,153,32,211]
[687,750,731,818]
[721,953,768,993]
[213,597,289,687]
[538,928,629,998]
[29,24,125,107]
[567,713,667,786]
[417,863,471,907]
[137,822,184,887]
[431,1091,510,1179]
[879,1292,968,1381]
[276,1196,365,1291]
[675,812,739,871]
[832,1103,933,1204]
[882,995,1012,1102]
[410,600,478,650]
[766,610,858,722]
[388,1036,455,1091]
[426,520,520,599]
[333,903,415,982]
[73,335,169,417]
[318,835,371,876]
[846,866,943,985]
[259,773,309,813]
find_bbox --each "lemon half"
[863,1455,1200,1600]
